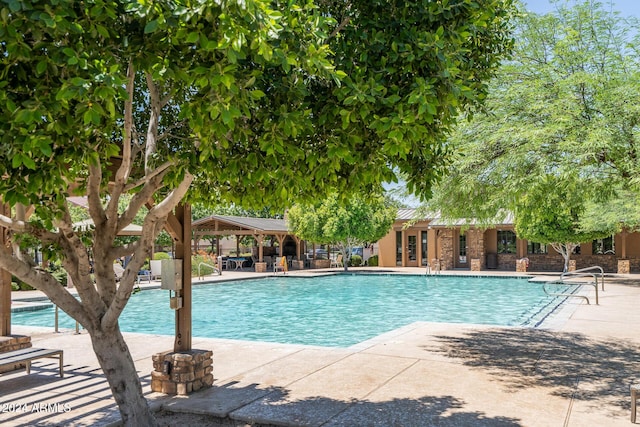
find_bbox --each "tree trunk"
[562,252,570,273]
[90,326,157,427]
[550,242,573,273]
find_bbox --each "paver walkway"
[1,269,639,426]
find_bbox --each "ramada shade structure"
[191,214,303,264]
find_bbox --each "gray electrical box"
[160,259,183,291]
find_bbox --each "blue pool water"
[12,274,577,347]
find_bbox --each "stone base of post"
[151,350,213,395]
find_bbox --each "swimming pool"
[12,274,578,347]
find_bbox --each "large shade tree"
[287,193,396,269]
[427,0,640,249]
[0,0,515,425]
[514,176,607,271]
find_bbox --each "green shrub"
[50,268,68,286]
[191,254,218,276]
[11,276,34,291]
[350,254,362,267]
[153,252,171,261]
[368,255,379,266]
[19,282,35,291]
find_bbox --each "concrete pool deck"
[2,268,640,426]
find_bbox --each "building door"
[406,233,418,267]
[455,232,468,269]
[421,231,428,266]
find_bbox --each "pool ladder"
[542,266,604,305]
[197,262,221,280]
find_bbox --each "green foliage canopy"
[287,193,395,268]
[428,0,640,239]
[0,0,515,423]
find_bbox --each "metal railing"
[561,266,605,291]
[54,305,81,334]
[542,280,597,305]
[542,265,604,305]
[197,262,220,280]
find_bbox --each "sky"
[522,0,640,18]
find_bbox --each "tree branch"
[0,250,94,328]
[329,15,351,39]
[145,72,161,174]
[102,172,194,329]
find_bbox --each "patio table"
[227,257,247,270]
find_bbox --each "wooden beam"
[275,234,287,256]
[164,212,183,245]
[193,228,264,236]
[173,203,191,352]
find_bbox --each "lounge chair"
[113,263,125,282]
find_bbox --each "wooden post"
[173,203,192,352]
[257,234,264,261]
[0,203,10,336]
[275,234,286,256]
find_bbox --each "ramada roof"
[192,214,288,234]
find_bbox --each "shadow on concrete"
[158,380,523,426]
[0,361,153,426]
[426,328,640,413]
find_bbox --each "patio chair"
[264,255,273,269]
[274,256,287,274]
[330,254,343,268]
[302,254,311,269]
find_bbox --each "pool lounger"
[0,347,64,378]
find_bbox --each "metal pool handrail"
[542,277,598,305]
[561,266,604,291]
[54,305,81,334]
[197,262,220,280]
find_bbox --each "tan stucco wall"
[377,220,434,267]
[624,232,640,257]
[377,223,400,267]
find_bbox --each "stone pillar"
[254,262,267,273]
[439,229,454,270]
[515,259,527,272]
[568,260,577,272]
[291,260,304,270]
[0,335,32,373]
[470,259,481,271]
[151,349,213,395]
[618,259,630,274]
[312,259,331,269]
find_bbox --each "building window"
[396,231,402,266]
[527,242,547,254]
[497,230,516,254]
[421,231,428,266]
[592,236,614,255]
[459,234,467,263]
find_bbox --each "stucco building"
[377,209,640,273]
